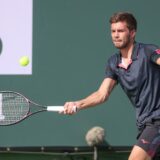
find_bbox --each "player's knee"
[128,154,151,160]
[128,146,151,160]
[128,154,137,160]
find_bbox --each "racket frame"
[0,91,63,126]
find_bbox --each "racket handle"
[47,106,78,113]
[47,106,64,112]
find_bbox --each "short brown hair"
[109,12,137,31]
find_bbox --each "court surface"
[1,146,160,159]
[0,146,130,160]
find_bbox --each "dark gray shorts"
[136,121,160,158]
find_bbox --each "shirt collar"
[117,42,140,65]
[131,42,140,60]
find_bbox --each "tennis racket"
[0,91,76,126]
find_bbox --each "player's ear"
[130,29,136,39]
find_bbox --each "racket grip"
[47,106,78,113]
[47,106,64,112]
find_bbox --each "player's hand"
[60,102,78,115]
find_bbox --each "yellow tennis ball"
[19,56,29,66]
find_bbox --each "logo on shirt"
[155,49,160,54]
[141,139,150,144]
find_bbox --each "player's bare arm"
[156,57,160,65]
[62,78,117,114]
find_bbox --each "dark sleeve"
[150,49,160,63]
[145,44,160,63]
[105,57,118,81]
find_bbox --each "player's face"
[111,21,135,49]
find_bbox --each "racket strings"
[0,92,29,125]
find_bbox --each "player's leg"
[128,145,151,160]
[129,122,160,160]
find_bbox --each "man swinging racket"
[61,12,160,160]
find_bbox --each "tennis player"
[61,12,160,160]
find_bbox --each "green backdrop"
[0,0,160,147]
